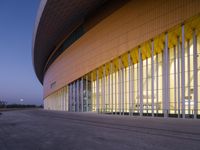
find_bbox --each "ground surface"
[0,109,200,150]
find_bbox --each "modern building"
[33,0,200,118]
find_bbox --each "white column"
[91,73,93,111]
[70,84,72,112]
[115,68,117,115]
[102,65,106,112]
[163,32,169,117]
[151,40,155,117]
[156,54,158,115]
[108,65,110,112]
[181,24,185,118]
[137,63,139,113]
[146,58,148,114]
[178,36,181,118]
[68,85,70,111]
[139,47,143,116]
[121,59,125,115]
[81,77,84,112]
[63,88,65,111]
[73,82,76,112]
[77,80,79,112]
[110,62,113,114]
[193,29,198,119]
[66,87,68,111]
[70,84,72,111]
[86,75,89,112]
[96,70,99,113]
[128,52,132,115]
[118,58,121,115]
[187,40,190,115]
[65,87,67,111]
[174,46,177,114]
[132,63,134,115]
[115,66,117,114]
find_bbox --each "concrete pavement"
[0,109,200,150]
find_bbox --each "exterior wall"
[43,0,200,98]
[45,28,200,118]
[43,11,200,118]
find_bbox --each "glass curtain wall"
[44,86,68,111]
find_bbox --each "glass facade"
[44,15,200,118]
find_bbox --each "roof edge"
[32,0,48,84]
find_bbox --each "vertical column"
[162,51,165,115]
[96,70,99,113]
[181,24,185,118]
[62,90,64,111]
[69,84,72,112]
[110,61,113,114]
[91,73,93,111]
[164,32,169,117]
[64,89,66,111]
[76,80,79,112]
[193,29,198,119]
[81,77,84,112]
[137,63,139,113]
[151,40,155,117]
[146,58,148,114]
[63,89,65,111]
[118,58,121,115]
[60,90,62,111]
[128,52,132,115]
[121,59,124,115]
[174,45,177,114]
[132,62,134,115]
[187,40,190,115]
[68,85,70,111]
[178,36,181,118]
[73,82,76,112]
[110,62,113,114]
[86,75,89,112]
[102,66,106,113]
[108,65,110,112]
[156,54,158,115]
[139,47,143,116]
[115,65,117,114]
[62,87,65,111]
[65,87,67,111]
[70,84,73,112]
[71,83,73,112]
[66,86,68,111]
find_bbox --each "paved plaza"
[0,109,200,150]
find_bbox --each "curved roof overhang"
[32,0,110,84]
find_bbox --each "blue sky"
[0,0,42,105]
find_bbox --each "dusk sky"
[0,0,42,105]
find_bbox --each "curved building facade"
[33,0,200,118]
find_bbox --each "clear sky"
[0,0,42,105]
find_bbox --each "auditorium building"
[33,0,200,118]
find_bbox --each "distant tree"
[6,104,37,108]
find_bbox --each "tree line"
[0,100,43,108]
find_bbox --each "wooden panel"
[43,0,200,98]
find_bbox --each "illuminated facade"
[33,0,200,118]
